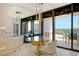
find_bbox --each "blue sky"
[55,16,79,29]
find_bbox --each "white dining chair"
[40,40,57,56]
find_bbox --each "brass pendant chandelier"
[31,3,44,56]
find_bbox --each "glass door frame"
[52,4,79,52]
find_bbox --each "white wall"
[0,5,29,36]
[0,5,13,36]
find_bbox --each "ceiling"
[0,3,70,18]
[6,3,70,12]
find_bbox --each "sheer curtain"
[43,17,52,42]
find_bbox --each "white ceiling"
[0,3,70,18]
[6,3,70,12]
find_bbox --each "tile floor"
[4,43,79,56]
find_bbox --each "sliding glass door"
[34,20,39,41]
[21,21,26,34]
[73,12,79,50]
[28,21,31,32]
[34,20,39,34]
[55,14,71,48]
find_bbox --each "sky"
[55,15,79,29]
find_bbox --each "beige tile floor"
[5,43,36,56]
[4,43,79,56]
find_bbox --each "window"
[34,20,39,34]
[73,12,79,50]
[55,14,71,48]
[28,21,31,32]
